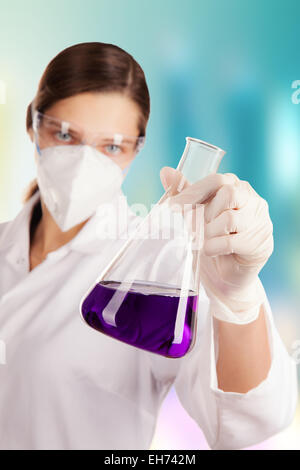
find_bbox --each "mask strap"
[122,162,132,177]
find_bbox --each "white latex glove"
[160,167,274,324]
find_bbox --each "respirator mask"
[31,106,145,232]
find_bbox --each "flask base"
[81,280,198,358]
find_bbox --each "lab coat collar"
[0,190,40,252]
[0,190,40,268]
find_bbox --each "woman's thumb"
[160,166,179,190]
[160,166,190,192]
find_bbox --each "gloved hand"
[160,167,274,324]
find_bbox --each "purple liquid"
[81,281,198,358]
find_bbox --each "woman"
[0,42,297,450]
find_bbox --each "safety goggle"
[31,110,146,162]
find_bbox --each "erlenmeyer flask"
[80,137,226,358]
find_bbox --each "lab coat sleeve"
[172,287,298,450]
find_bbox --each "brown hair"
[23,41,150,203]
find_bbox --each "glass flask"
[80,137,226,358]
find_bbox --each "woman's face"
[29,92,142,170]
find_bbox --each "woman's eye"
[55,131,72,143]
[105,144,122,155]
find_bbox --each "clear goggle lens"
[32,110,146,160]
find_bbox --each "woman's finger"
[204,180,250,223]
[204,205,251,239]
[203,222,272,259]
[160,167,190,194]
[203,232,253,257]
[168,172,239,208]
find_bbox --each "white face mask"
[35,144,126,232]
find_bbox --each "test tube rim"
[185,136,225,153]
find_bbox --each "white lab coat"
[0,189,297,450]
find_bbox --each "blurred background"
[0,0,299,450]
